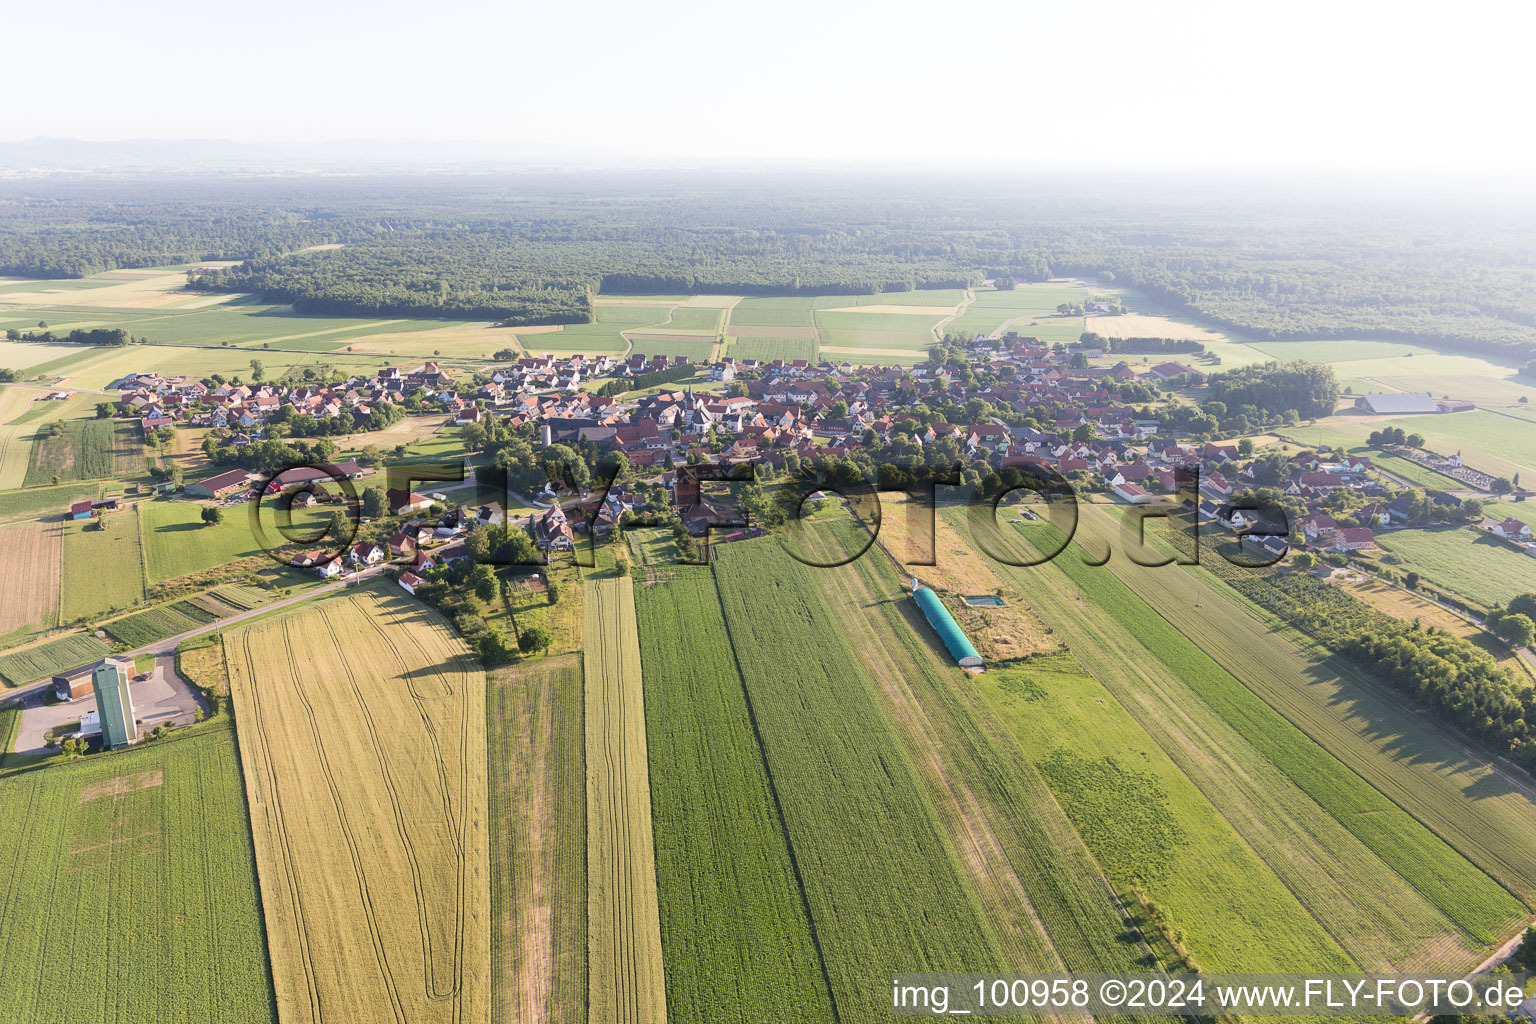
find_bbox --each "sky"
[6,0,1535,174]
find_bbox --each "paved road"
[0,562,394,706]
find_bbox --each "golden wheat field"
[583,578,667,1024]
[226,585,490,1024]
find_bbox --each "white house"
[1490,517,1533,542]
[399,571,425,595]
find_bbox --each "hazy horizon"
[8,0,1535,176]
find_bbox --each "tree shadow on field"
[1308,659,1525,801]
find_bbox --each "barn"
[912,584,984,668]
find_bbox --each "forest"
[4,174,1536,353]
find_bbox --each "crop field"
[0,723,278,1023]
[662,306,726,333]
[342,321,516,358]
[633,573,834,1021]
[209,582,276,611]
[583,578,667,1024]
[22,417,138,486]
[105,599,220,648]
[515,322,631,358]
[61,513,146,621]
[226,586,490,1024]
[1015,506,1536,919]
[488,654,587,1024]
[795,520,1152,979]
[1375,527,1536,608]
[976,512,1529,951]
[0,631,110,686]
[946,282,1090,340]
[723,335,817,364]
[955,511,1507,972]
[727,296,819,327]
[812,309,944,362]
[0,339,91,371]
[711,540,1007,1018]
[0,519,62,635]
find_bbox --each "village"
[100,334,1535,603]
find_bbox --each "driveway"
[10,654,202,755]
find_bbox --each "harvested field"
[875,494,1059,662]
[1084,313,1234,342]
[583,578,667,1024]
[227,586,490,1024]
[0,519,62,634]
[488,654,587,1024]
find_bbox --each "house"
[348,542,385,565]
[386,489,434,515]
[533,506,575,551]
[1353,393,1439,415]
[386,531,417,556]
[314,557,343,578]
[186,469,253,500]
[1300,513,1338,545]
[1330,527,1376,552]
[398,571,425,595]
[1491,517,1533,542]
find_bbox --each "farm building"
[92,657,137,749]
[186,469,254,500]
[911,584,984,668]
[1354,393,1439,415]
[52,664,96,701]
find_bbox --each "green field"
[61,513,146,621]
[515,322,631,357]
[140,499,332,583]
[488,654,588,1024]
[0,723,278,1022]
[973,511,1514,970]
[947,282,1091,340]
[712,539,1005,1019]
[105,599,220,648]
[625,336,716,363]
[723,336,817,364]
[1012,507,1536,919]
[800,521,1150,977]
[0,481,98,521]
[634,572,834,1021]
[1376,527,1536,608]
[0,632,111,686]
[23,417,137,486]
[1303,410,1536,483]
